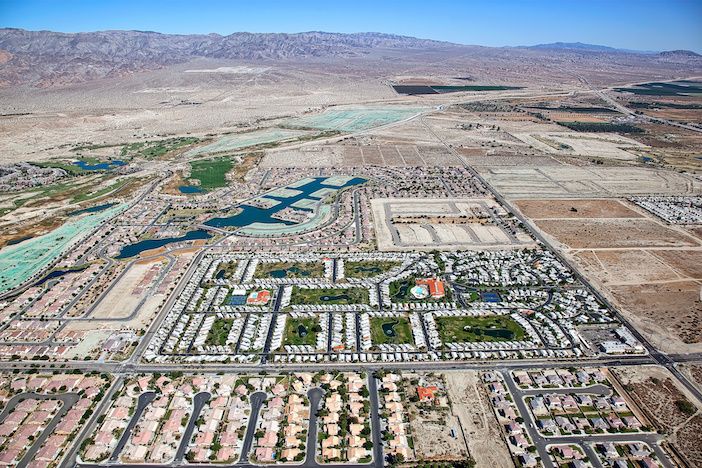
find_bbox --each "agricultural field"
[614,80,702,97]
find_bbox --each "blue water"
[269,266,314,278]
[74,160,126,171]
[6,235,32,246]
[179,185,203,194]
[204,177,366,229]
[67,202,118,217]
[33,267,87,286]
[115,229,212,259]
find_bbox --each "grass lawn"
[205,319,234,346]
[214,261,237,280]
[290,287,369,305]
[370,317,413,346]
[254,261,324,279]
[189,157,233,190]
[344,260,400,278]
[282,317,319,347]
[121,137,202,159]
[436,315,525,343]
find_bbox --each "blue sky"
[2,0,701,52]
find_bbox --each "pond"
[382,320,399,337]
[296,324,308,338]
[115,229,212,259]
[465,326,514,340]
[269,266,311,278]
[67,202,118,217]
[178,185,203,194]
[33,266,87,286]
[6,235,32,246]
[351,265,382,274]
[73,160,126,171]
[319,294,351,302]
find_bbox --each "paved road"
[520,383,612,397]
[174,391,211,462]
[304,387,324,466]
[62,376,124,468]
[422,110,702,406]
[367,372,384,468]
[0,392,79,468]
[109,391,157,462]
[238,391,267,463]
[501,370,673,468]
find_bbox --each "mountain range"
[0,28,699,88]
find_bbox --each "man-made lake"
[74,160,126,171]
[68,202,118,217]
[204,176,366,235]
[178,185,203,194]
[115,229,212,259]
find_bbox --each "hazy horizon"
[2,0,701,53]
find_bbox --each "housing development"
[0,12,701,468]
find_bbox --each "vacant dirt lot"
[610,281,702,348]
[575,249,681,285]
[514,198,643,219]
[535,218,699,249]
[650,250,702,279]
[680,364,702,393]
[91,260,164,319]
[444,371,513,468]
[613,366,702,468]
[478,166,702,199]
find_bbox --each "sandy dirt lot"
[651,250,702,279]
[91,260,164,319]
[444,371,513,468]
[679,364,702,394]
[408,411,467,461]
[613,366,702,468]
[574,249,683,285]
[609,281,702,348]
[478,166,702,199]
[514,198,644,219]
[262,143,460,168]
[535,218,699,249]
[513,132,645,161]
